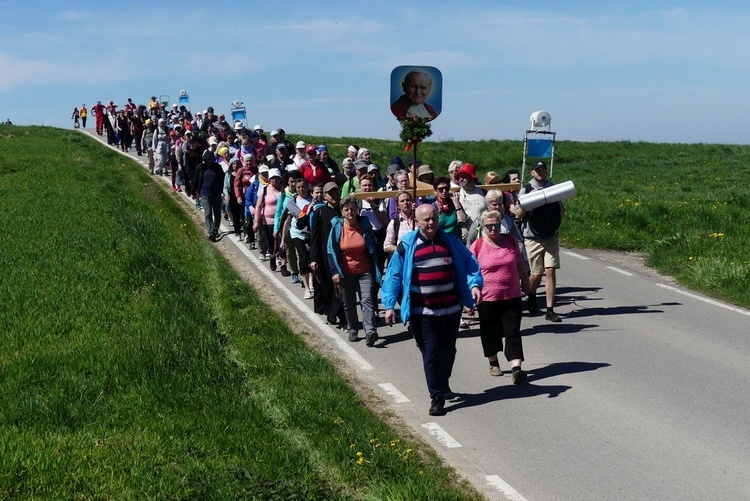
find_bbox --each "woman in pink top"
[470,210,531,384]
[253,168,283,268]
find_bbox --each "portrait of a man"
[390,66,442,121]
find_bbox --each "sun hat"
[455,163,478,181]
[268,168,282,179]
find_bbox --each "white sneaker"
[459,319,469,329]
[259,254,269,261]
[303,290,313,299]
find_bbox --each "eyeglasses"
[436,186,449,191]
[484,223,502,231]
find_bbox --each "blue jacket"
[381,228,483,325]
[245,178,265,217]
[326,216,382,284]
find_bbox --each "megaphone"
[518,180,576,211]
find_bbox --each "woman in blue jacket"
[327,195,381,346]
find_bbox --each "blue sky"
[1,1,748,144]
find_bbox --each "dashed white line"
[485,475,528,501]
[421,422,461,448]
[378,383,410,403]
[564,251,589,260]
[656,284,750,317]
[606,266,633,276]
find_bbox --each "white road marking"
[378,383,410,403]
[564,251,589,260]
[656,284,750,317]
[421,422,462,448]
[606,266,633,276]
[485,475,529,501]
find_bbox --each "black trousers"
[477,297,524,361]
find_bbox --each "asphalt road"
[86,130,750,501]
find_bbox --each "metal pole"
[411,141,418,229]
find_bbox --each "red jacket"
[299,160,332,186]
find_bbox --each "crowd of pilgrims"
[86,96,533,380]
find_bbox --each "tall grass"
[0,125,481,499]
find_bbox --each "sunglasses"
[484,223,502,230]
[436,186,450,191]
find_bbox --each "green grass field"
[1,124,748,498]
[0,126,481,499]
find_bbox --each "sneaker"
[303,290,313,300]
[490,365,503,377]
[270,258,277,271]
[348,331,358,342]
[511,368,527,385]
[459,319,469,329]
[365,332,378,347]
[259,254,269,261]
[545,311,562,323]
[443,386,456,399]
[280,266,291,277]
[291,274,300,284]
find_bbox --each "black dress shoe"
[429,398,446,416]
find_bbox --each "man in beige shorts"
[516,161,564,322]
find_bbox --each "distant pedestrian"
[71,107,80,128]
[79,104,87,128]
[193,149,226,242]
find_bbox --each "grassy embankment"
[0,125,481,499]
[302,134,750,308]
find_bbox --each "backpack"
[523,183,561,238]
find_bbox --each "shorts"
[524,234,560,276]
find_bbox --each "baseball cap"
[253,124,263,131]
[387,164,401,176]
[259,165,270,173]
[296,141,306,149]
[324,181,340,193]
[305,145,317,154]
[268,168,282,179]
[533,161,548,170]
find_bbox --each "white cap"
[268,168,282,179]
[270,129,279,136]
[253,124,263,131]
[296,141,305,149]
[259,165,270,173]
[208,136,218,145]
